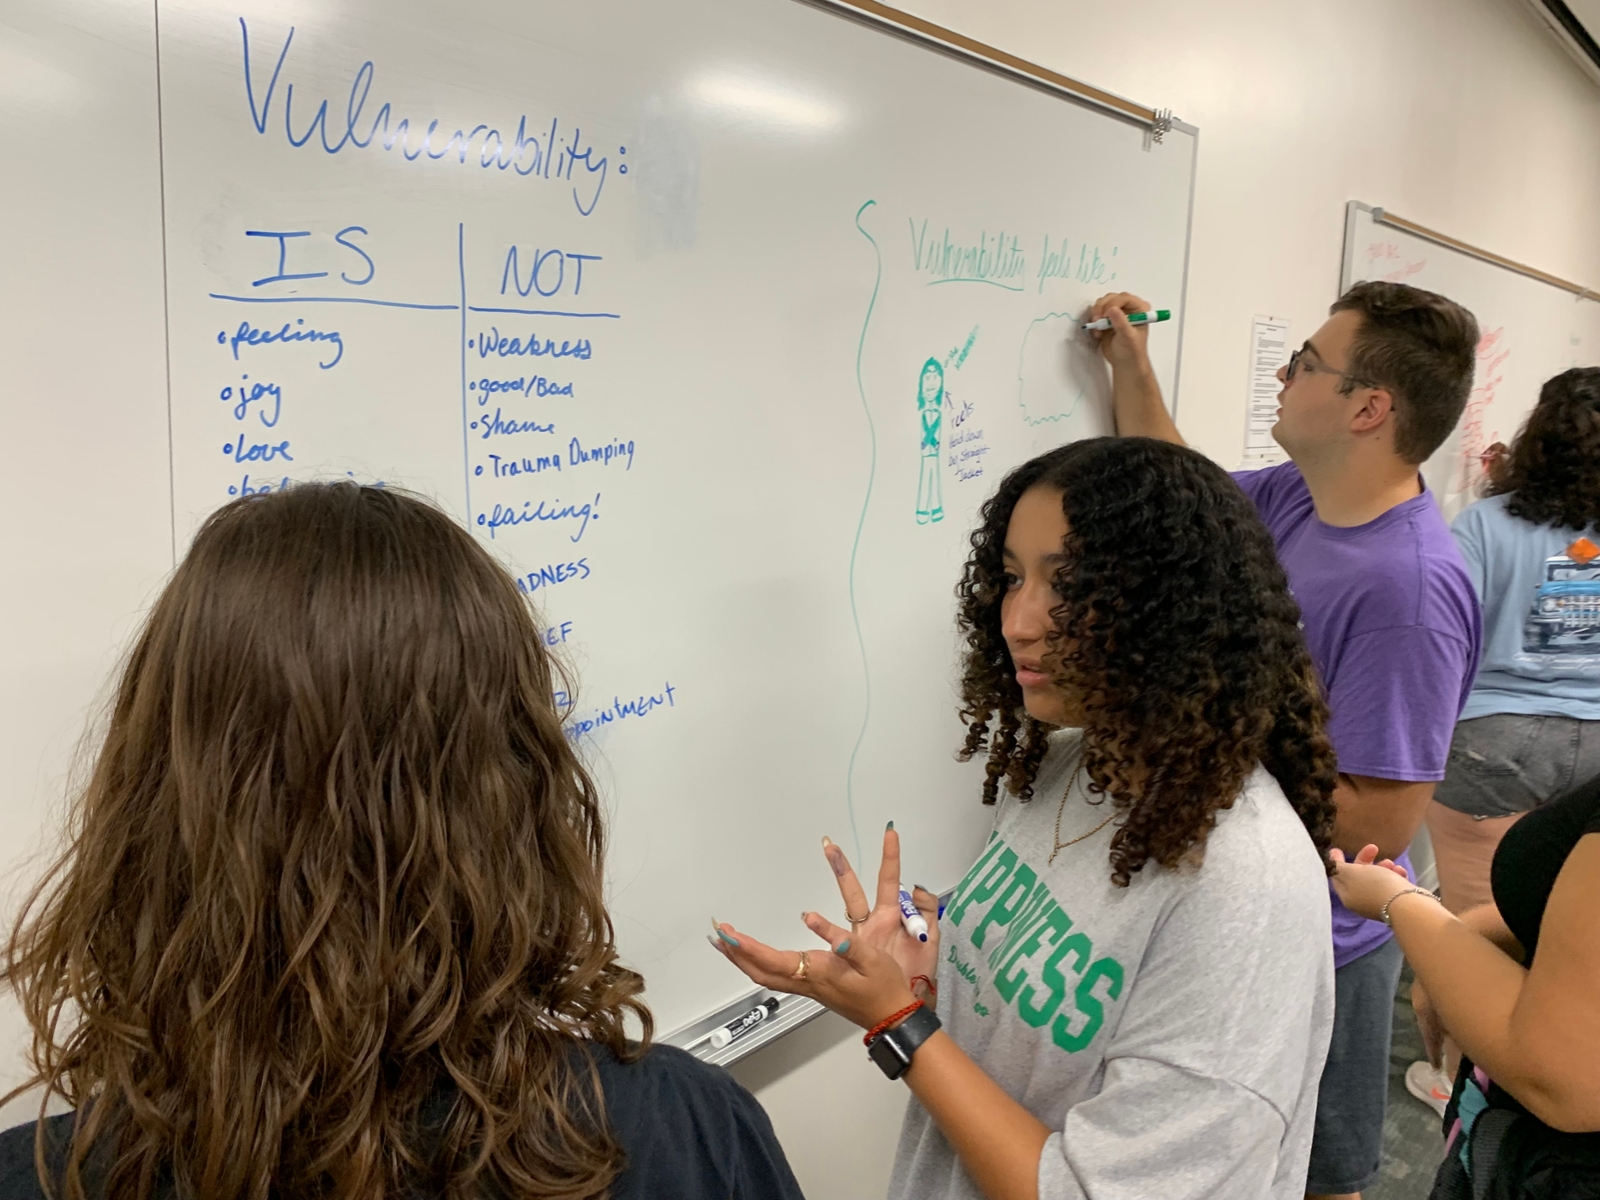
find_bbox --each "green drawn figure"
[916,357,945,524]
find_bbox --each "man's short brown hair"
[1330,281,1479,464]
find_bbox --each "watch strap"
[867,1005,941,1080]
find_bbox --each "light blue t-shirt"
[1453,492,1600,721]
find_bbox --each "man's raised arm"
[1088,291,1184,446]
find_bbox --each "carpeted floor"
[1368,967,1447,1200]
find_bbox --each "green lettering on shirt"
[948,847,1016,925]
[988,880,1058,972]
[946,836,1006,916]
[1052,956,1125,1053]
[1018,928,1090,1028]
[993,902,1069,1004]
[971,863,1039,948]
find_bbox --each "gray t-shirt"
[888,731,1335,1200]
[1453,492,1600,721]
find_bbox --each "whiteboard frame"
[1341,200,1600,303]
[801,0,1199,425]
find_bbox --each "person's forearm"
[1333,777,1431,860]
[1456,902,1525,962]
[1111,361,1182,444]
[903,1031,1050,1200]
[1386,893,1576,1122]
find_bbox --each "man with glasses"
[1087,282,1484,1200]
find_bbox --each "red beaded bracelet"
[863,999,924,1046]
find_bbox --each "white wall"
[730,1,1600,1194]
[0,0,173,1131]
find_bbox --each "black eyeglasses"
[1284,344,1377,391]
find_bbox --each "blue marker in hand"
[898,888,930,942]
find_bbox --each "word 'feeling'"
[221,319,344,369]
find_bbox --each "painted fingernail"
[886,820,895,831]
[707,934,727,953]
[822,835,833,847]
[716,928,740,948]
[834,940,851,955]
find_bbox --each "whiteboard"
[1,0,1196,1051]
[1342,202,1600,519]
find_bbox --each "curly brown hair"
[3,483,649,1200]
[1487,367,1600,530]
[955,438,1338,887]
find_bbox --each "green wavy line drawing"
[844,199,882,866]
[1016,310,1088,426]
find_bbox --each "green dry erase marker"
[1080,308,1172,332]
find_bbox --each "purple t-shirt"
[1234,462,1482,967]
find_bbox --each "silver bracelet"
[1380,886,1440,927]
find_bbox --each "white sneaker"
[1406,1060,1452,1117]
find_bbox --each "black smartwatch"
[867,1006,942,1080]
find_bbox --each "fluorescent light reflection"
[688,71,844,133]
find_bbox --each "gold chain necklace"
[1050,763,1116,865]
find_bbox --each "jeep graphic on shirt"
[1523,537,1600,656]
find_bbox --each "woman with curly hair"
[0,483,801,1200]
[713,436,1339,1200]
[1403,365,1600,1114]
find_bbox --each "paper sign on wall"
[1242,314,1290,466]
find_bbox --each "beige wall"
[732,1,1600,1194]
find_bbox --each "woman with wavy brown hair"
[713,437,1340,1200]
[0,483,801,1200]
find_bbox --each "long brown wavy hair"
[3,483,649,1200]
[956,438,1338,887]
[1487,366,1600,530]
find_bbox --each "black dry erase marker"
[700,997,779,1050]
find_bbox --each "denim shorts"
[1434,714,1600,819]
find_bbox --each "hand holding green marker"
[1081,308,1172,332]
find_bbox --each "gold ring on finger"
[791,950,810,980]
[845,908,869,925]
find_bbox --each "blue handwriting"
[480,452,561,479]
[477,493,601,542]
[501,246,601,298]
[472,327,592,361]
[472,408,556,439]
[514,558,591,594]
[227,473,291,497]
[221,376,283,427]
[568,436,634,470]
[554,682,678,741]
[240,19,621,216]
[224,436,293,464]
[471,374,575,403]
[221,318,344,369]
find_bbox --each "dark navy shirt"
[0,1043,804,1200]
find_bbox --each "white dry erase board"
[0,0,1196,1064]
[1342,202,1600,520]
